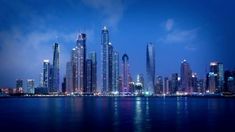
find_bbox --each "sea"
[0,96,235,132]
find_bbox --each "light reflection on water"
[0,97,235,132]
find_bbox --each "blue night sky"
[0,0,235,88]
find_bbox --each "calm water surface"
[0,97,235,132]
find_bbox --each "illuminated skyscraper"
[89,52,97,93]
[137,74,144,88]
[209,61,224,93]
[26,79,34,94]
[66,61,73,93]
[146,43,155,95]
[71,48,78,92]
[51,43,60,93]
[180,60,192,94]
[101,26,111,93]
[208,72,216,93]
[112,51,119,93]
[42,60,50,88]
[77,33,87,93]
[108,43,113,92]
[86,59,92,94]
[122,54,130,93]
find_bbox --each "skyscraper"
[62,77,66,94]
[101,26,110,94]
[146,43,155,95]
[77,33,87,93]
[26,79,34,94]
[51,43,60,93]
[108,43,113,92]
[71,48,78,93]
[89,52,97,93]
[209,61,224,93]
[180,60,192,94]
[86,59,92,94]
[112,51,119,93]
[16,79,23,93]
[66,61,73,93]
[42,60,50,88]
[122,54,130,93]
[208,72,216,93]
[163,77,169,95]
[171,73,179,94]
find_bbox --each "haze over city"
[0,0,235,88]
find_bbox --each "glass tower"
[77,33,87,93]
[51,43,60,93]
[122,54,129,93]
[180,60,192,94]
[146,43,155,95]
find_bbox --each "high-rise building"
[209,61,224,93]
[208,72,216,93]
[180,60,192,94]
[86,59,92,94]
[71,48,78,93]
[163,77,169,95]
[66,61,73,93]
[101,26,114,94]
[26,79,34,94]
[77,33,87,93]
[51,43,60,93]
[155,76,163,94]
[192,73,198,92]
[62,77,66,93]
[137,74,144,88]
[89,52,97,93]
[112,51,119,93]
[171,73,179,94]
[108,43,113,92]
[224,70,235,93]
[146,43,155,95]
[122,54,130,93]
[42,60,50,88]
[16,79,23,93]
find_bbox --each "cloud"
[160,27,200,51]
[82,0,125,29]
[0,28,76,87]
[165,19,174,31]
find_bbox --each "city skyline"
[1,0,235,88]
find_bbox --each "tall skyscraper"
[180,60,192,94]
[77,33,87,93]
[122,54,130,93]
[209,61,224,93]
[71,48,78,93]
[66,61,73,93]
[26,79,34,94]
[112,51,119,93]
[101,26,111,94]
[51,43,60,93]
[89,52,97,93]
[86,59,92,94]
[42,60,50,88]
[146,43,155,95]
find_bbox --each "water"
[0,97,235,132]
